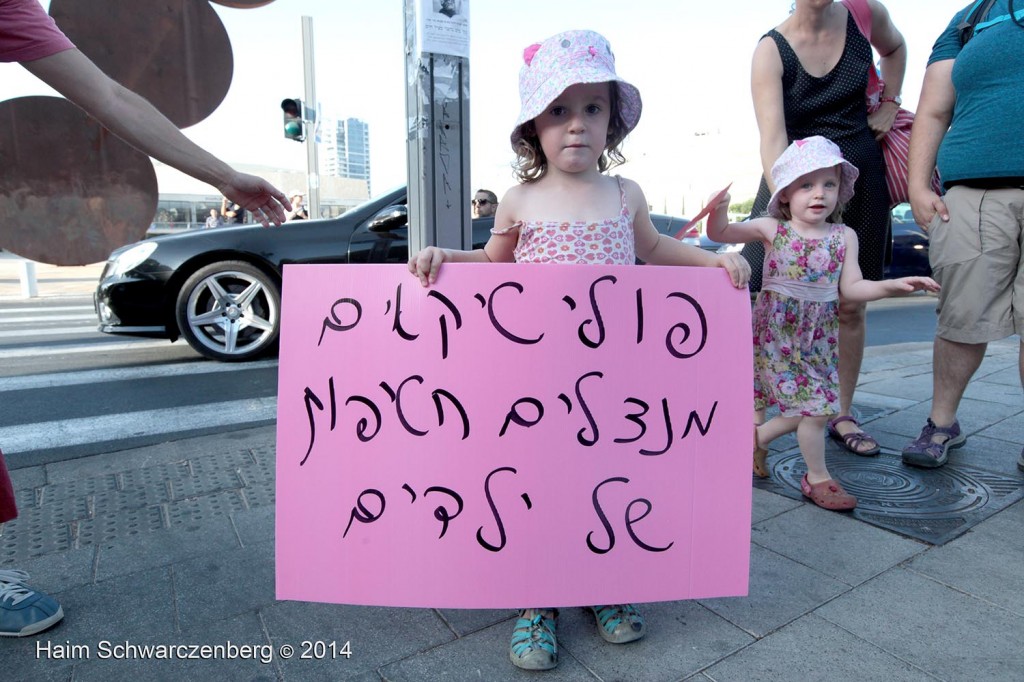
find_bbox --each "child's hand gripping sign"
[275,263,753,608]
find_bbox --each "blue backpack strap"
[974,7,1024,34]
[957,0,999,45]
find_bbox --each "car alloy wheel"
[175,260,280,361]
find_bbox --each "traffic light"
[281,98,305,141]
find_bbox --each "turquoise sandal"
[509,609,558,670]
[590,603,646,644]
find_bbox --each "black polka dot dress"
[742,13,891,291]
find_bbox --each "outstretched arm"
[839,227,939,301]
[705,190,775,246]
[21,49,290,226]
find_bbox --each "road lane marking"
[0,397,279,455]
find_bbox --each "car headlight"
[110,241,158,277]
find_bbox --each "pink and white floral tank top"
[490,176,636,264]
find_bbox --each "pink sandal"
[827,416,880,456]
[800,474,857,511]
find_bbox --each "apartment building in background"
[322,117,371,194]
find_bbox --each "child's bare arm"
[630,181,751,288]
[408,193,518,286]
[705,190,774,245]
[838,227,940,301]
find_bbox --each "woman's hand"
[408,246,448,286]
[867,101,899,141]
[216,171,291,227]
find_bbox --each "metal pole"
[19,260,38,298]
[404,0,471,252]
[302,16,321,220]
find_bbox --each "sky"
[3,0,969,215]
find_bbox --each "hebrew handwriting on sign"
[276,264,753,609]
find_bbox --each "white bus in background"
[147,193,352,236]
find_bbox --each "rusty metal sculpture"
[0,0,275,266]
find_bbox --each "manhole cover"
[754,448,1024,545]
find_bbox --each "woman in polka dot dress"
[745,0,907,456]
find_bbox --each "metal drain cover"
[754,448,1024,544]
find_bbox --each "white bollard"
[19,260,39,298]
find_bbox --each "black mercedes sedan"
[95,187,692,362]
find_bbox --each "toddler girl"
[409,29,750,671]
[706,136,939,512]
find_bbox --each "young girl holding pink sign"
[408,29,750,672]
[706,136,939,512]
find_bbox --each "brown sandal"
[753,424,769,478]
[827,416,880,456]
[800,474,857,511]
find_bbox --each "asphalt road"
[864,293,937,347]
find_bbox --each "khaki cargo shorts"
[929,185,1024,344]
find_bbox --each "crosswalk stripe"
[0,397,278,456]
[0,314,97,324]
[0,326,105,339]
[0,306,93,316]
[0,339,183,358]
[0,358,278,390]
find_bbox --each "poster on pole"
[416,0,469,57]
[276,263,753,608]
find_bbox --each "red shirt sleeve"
[0,0,75,63]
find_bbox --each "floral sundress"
[753,221,846,416]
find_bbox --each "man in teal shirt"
[903,0,1024,470]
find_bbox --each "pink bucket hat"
[510,30,642,149]
[767,136,859,219]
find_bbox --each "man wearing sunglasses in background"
[471,189,498,218]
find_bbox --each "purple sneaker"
[902,419,966,468]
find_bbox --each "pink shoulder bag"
[842,0,942,207]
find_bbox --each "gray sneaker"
[0,570,64,637]
[902,419,966,468]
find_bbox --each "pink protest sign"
[275,263,752,608]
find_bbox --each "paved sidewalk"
[1,279,1022,680]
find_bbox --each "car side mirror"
[368,205,408,233]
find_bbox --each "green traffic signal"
[281,98,305,142]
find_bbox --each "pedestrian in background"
[285,190,308,221]
[221,197,245,224]
[409,29,750,671]
[745,0,908,458]
[901,0,1024,471]
[0,0,289,638]
[471,188,498,218]
[204,208,223,229]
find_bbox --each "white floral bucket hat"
[510,29,642,149]
[767,136,859,219]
